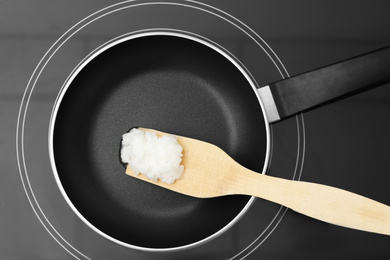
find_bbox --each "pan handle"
[258,46,390,123]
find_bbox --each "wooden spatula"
[125,128,390,236]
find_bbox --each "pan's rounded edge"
[48,28,270,252]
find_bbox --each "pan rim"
[48,28,271,252]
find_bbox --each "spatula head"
[125,128,241,198]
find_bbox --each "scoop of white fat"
[121,128,184,184]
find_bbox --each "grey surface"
[2,0,390,259]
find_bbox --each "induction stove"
[2,1,390,259]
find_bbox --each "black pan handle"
[258,46,390,123]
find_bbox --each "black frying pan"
[50,30,390,251]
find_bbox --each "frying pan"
[49,29,390,251]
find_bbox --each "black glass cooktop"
[3,1,390,259]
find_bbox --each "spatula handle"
[243,173,390,235]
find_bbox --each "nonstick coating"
[52,34,268,249]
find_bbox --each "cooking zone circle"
[17,1,304,258]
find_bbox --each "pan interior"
[52,34,268,249]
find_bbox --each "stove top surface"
[2,1,390,259]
